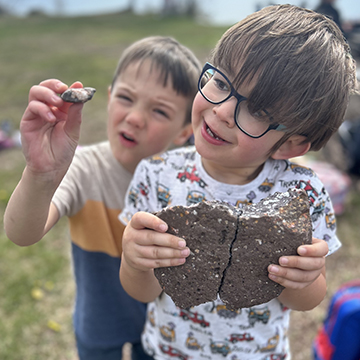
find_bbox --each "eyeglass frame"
[198,62,286,139]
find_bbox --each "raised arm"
[4,79,84,246]
[120,211,190,303]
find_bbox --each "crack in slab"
[217,209,242,297]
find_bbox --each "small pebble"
[61,87,96,103]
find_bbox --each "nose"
[125,107,146,129]
[212,97,237,127]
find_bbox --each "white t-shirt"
[120,146,341,360]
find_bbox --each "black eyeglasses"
[198,62,286,138]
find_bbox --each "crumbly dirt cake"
[154,201,239,308]
[220,189,312,310]
[154,188,312,310]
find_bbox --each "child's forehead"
[217,61,259,93]
[215,59,295,124]
[123,59,161,77]
[116,59,173,87]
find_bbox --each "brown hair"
[111,36,201,124]
[211,4,357,151]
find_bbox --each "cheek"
[108,101,126,124]
[235,134,282,162]
[107,106,124,138]
[191,95,207,131]
[146,123,179,151]
[192,93,206,118]
[147,123,171,142]
[106,115,116,141]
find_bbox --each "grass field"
[0,11,359,360]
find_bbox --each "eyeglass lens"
[199,67,274,137]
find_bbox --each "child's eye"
[247,103,271,121]
[154,109,170,119]
[252,109,268,119]
[214,78,229,92]
[117,94,132,102]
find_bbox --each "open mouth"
[205,123,226,142]
[121,132,135,142]
[119,131,138,148]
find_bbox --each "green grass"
[0,149,75,359]
[0,10,359,360]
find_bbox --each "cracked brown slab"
[154,188,312,310]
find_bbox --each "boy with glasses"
[119,5,357,360]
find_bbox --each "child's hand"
[268,237,328,290]
[121,211,190,302]
[122,211,190,273]
[20,79,84,177]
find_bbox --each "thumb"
[64,103,83,141]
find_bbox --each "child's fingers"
[268,269,319,289]
[124,228,190,270]
[136,256,187,270]
[276,253,325,271]
[26,81,70,123]
[125,212,191,269]
[129,227,189,259]
[139,238,190,260]
[63,103,83,140]
[269,264,321,283]
[139,244,190,269]
[38,78,67,89]
[297,237,329,257]
[22,101,57,124]
[69,81,83,89]
[142,227,187,250]
[125,246,188,270]
[28,85,64,110]
[130,211,166,230]
[30,80,67,102]
[28,80,85,117]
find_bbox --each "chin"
[195,142,217,164]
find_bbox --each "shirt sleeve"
[52,149,90,217]
[307,175,342,255]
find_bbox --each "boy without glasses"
[4,36,201,359]
[119,5,357,360]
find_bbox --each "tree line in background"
[0,0,198,18]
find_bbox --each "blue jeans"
[76,337,154,360]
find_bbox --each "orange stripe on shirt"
[68,200,125,257]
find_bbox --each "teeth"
[123,133,134,141]
[206,126,223,141]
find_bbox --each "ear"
[172,123,193,146]
[271,135,311,160]
[107,86,114,112]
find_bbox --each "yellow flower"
[31,287,44,300]
[47,320,61,332]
